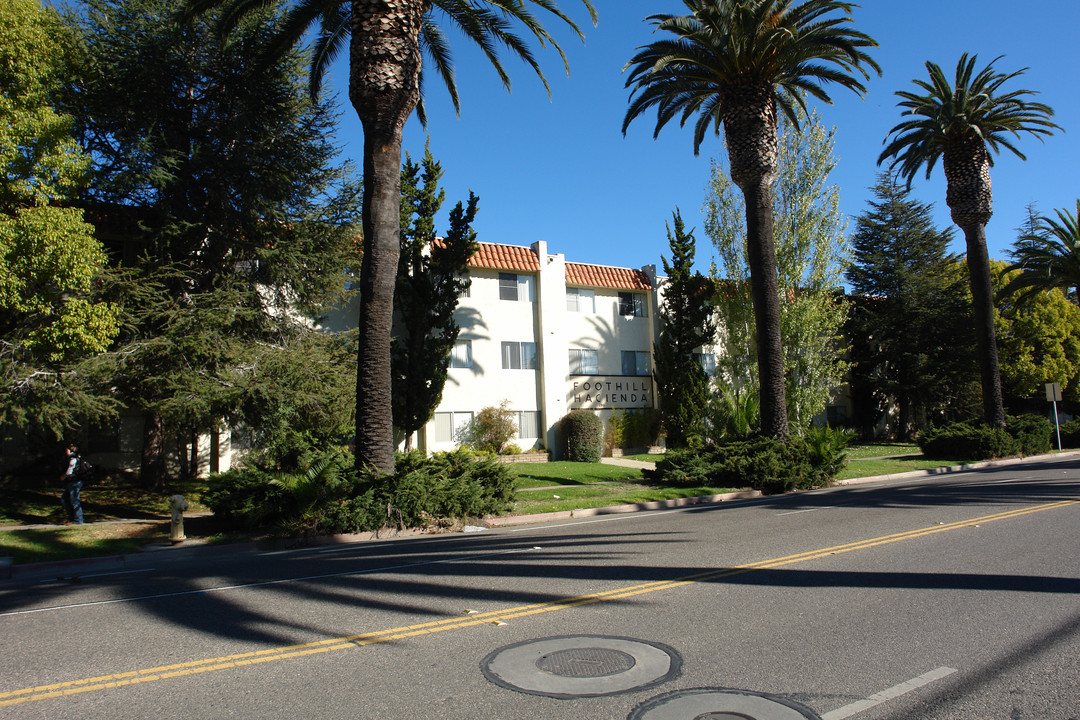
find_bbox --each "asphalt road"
[2,457,1079,719]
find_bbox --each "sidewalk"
[4,450,1077,582]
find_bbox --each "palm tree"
[1004,200,1080,304]
[186,0,597,472]
[622,0,878,440]
[879,53,1060,429]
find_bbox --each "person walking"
[60,443,84,524]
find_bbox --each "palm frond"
[879,52,1061,186]
[623,0,880,155]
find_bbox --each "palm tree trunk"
[742,178,789,440]
[348,0,424,473]
[354,124,404,473]
[961,222,1006,428]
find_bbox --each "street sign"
[1046,383,1063,450]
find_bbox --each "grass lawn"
[1,444,1035,566]
[512,481,745,515]
[512,461,645,489]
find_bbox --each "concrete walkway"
[600,456,658,470]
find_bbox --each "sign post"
[1046,383,1063,451]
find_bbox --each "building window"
[501,341,537,370]
[433,411,473,443]
[499,272,535,302]
[516,411,540,439]
[569,348,599,375]
[619,292,646,317]
[566,287,596,313]
[621,350,650,376]
[450,340,472,369]
[695,352,716,376]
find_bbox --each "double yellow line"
[3,498,1076,707]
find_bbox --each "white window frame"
[433,411,473,444]
[515,411,540,439]
[499,272,535,302]
[450,340,472,369]
[501,341,538,370]
[618,292,647,318]
[566,287,596,313]
[569,348,599,375]
[696,352,716,376]
[622,350,650,376]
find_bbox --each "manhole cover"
[481,635,681,699]
[536,647,636,677]
[628,688,821,720]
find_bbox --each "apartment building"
[412,240,665,457]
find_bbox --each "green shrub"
[563,410,603,463]
[1006,414,1053,456]
[799,425,854,485]
[1059,419,1080,448]
[918,422,1019,460]
[464,402,518,454]
[643,448,718,487]
[203,465,288,529]
[645,433,843,495]
[205,448,515,535]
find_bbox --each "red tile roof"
[467,242,652,290]
[468,243,540,272]
[566,262,652,290]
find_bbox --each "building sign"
[568,377,653,409]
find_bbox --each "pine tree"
[391,149,478,449]
[654,210,716,448]
[64,0,359,484]
[846,173,976,438]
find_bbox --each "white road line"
[820,666,957,720]
[0,547,541,618]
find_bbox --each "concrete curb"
[834,449,1080,487]
[486,489,763,527]
[4,450,1077,581]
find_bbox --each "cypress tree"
[846,173,975,438]
[654,210,716,448]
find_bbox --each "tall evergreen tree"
[845,174,975,438]
[392,148,477,450]
[654,210,716,448]
[65,0,359,484]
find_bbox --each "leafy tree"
[622,0,879,441]
[185,0,597,474]
[0,0,119,435]
[705,113,851,430]
[66,0,359,484]
[464,402,518,454]
[993,260,1080,407]
[879,53,1060,429]
[392,147,478,449]
[653,209,716,448]
[1003,200,1080,305]
[845,174,976,439]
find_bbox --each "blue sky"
[327,0,1080,274]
